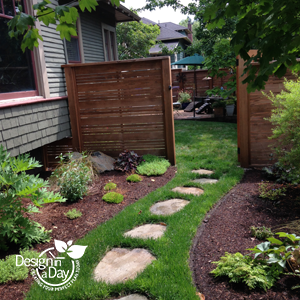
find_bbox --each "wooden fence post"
[162,57,176,165]
[64,67,82,152]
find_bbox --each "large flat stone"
[150,199,189,216]
[94,248,156,284]
[89,151,115,173]
[124,224,166,239]
[172,187,204,196]
[192,178,218,184]
[191,169,214,175]
[114,295,148,300]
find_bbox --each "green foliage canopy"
[117,18,160,60]
[8,0,123,52]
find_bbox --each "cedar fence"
[171,68,232,102]
[43,57,176,169]
[237,51,297,167]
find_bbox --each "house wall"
[0,100,71,157]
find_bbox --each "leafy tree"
[117,18,160,60]
[204,0,300,91]
[8,0,122,52]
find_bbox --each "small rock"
[89,151,115,173]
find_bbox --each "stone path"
[124,224,166,239]
[94,248,156,284]
[172,187,204,196]
[114,295,148,300]
[94,168,215,299]
[150,199,190,216]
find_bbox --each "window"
[0,0,37,99]
[102,24,117,61]
[65,36,81,63]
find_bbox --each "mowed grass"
[26,121,244,300]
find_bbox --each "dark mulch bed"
[190,169,300,300]
[0,167,176,300]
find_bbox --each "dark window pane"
[66,37,80,62]
[0,18,36,94]
[3,0,14,16]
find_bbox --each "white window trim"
[101,23,118,61]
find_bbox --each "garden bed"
[0,167,176,300]
[191,169,300,300]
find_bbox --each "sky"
[122,0,193,24]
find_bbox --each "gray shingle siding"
[0,100,71,157]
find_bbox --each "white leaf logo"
[67,240,73,246]
[66,245,87,259]
[54,240,68,253]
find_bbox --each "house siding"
[40,1,67,97]
[80,11,105,63]
[0,100,71,157]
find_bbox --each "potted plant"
[225,97,236,116]
[212,99,226,117]
[178,90,192,109]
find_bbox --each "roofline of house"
[157,36,192,44]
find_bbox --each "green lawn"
[26,120,244,300]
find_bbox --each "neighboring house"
[141,17,192,69]
[0,0,139,162]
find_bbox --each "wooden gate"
[62,57,175,165]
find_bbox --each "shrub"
[126,174,142,182]
[0,249,46,284]
[114,150,143,172]
[251,226,273,240]
[102,192,124,204]
[137,154,170,176]
[178,90,192,104]
[64,208,82,220]
[265,77,300,184]
[51,152,93,202]
[0,146,65,250]
[104,182,117,191]
[211,252,281,291]
[258,181,286,201]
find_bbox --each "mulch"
[190,169,300,300]
[0,167,176,300]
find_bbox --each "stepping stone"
[114,295,148,300]
[192,178,218,184]
[150,199,189,216]
[172,187,204,196]
[124,224,166,239]
[191,169,214,175]
[94,248,156,284]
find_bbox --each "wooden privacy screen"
[237,52,297,167]
[171,68,232,101]
[61,57,175,165]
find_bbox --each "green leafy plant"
[0,145,65,250]
[264,77,300,184]
[137,154,170,176]
[0,249,46,284]
[51,152,93,202]
[114,150,143,172]
[64,208,82,220]
[102,192,124,204]
[104,182,117,191]
[178,90,192,104]
[251,226,273,240]
[258,181,286,201]
[126,174,142,182]
[211,252,280,291]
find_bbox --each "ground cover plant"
[102,192,124,204]
[104,182,117,191]
[64,208,82,220]
[126,174,142,182]
[137,154,171,176]
[25,121,243,300]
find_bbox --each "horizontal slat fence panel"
[43,57,176,167]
